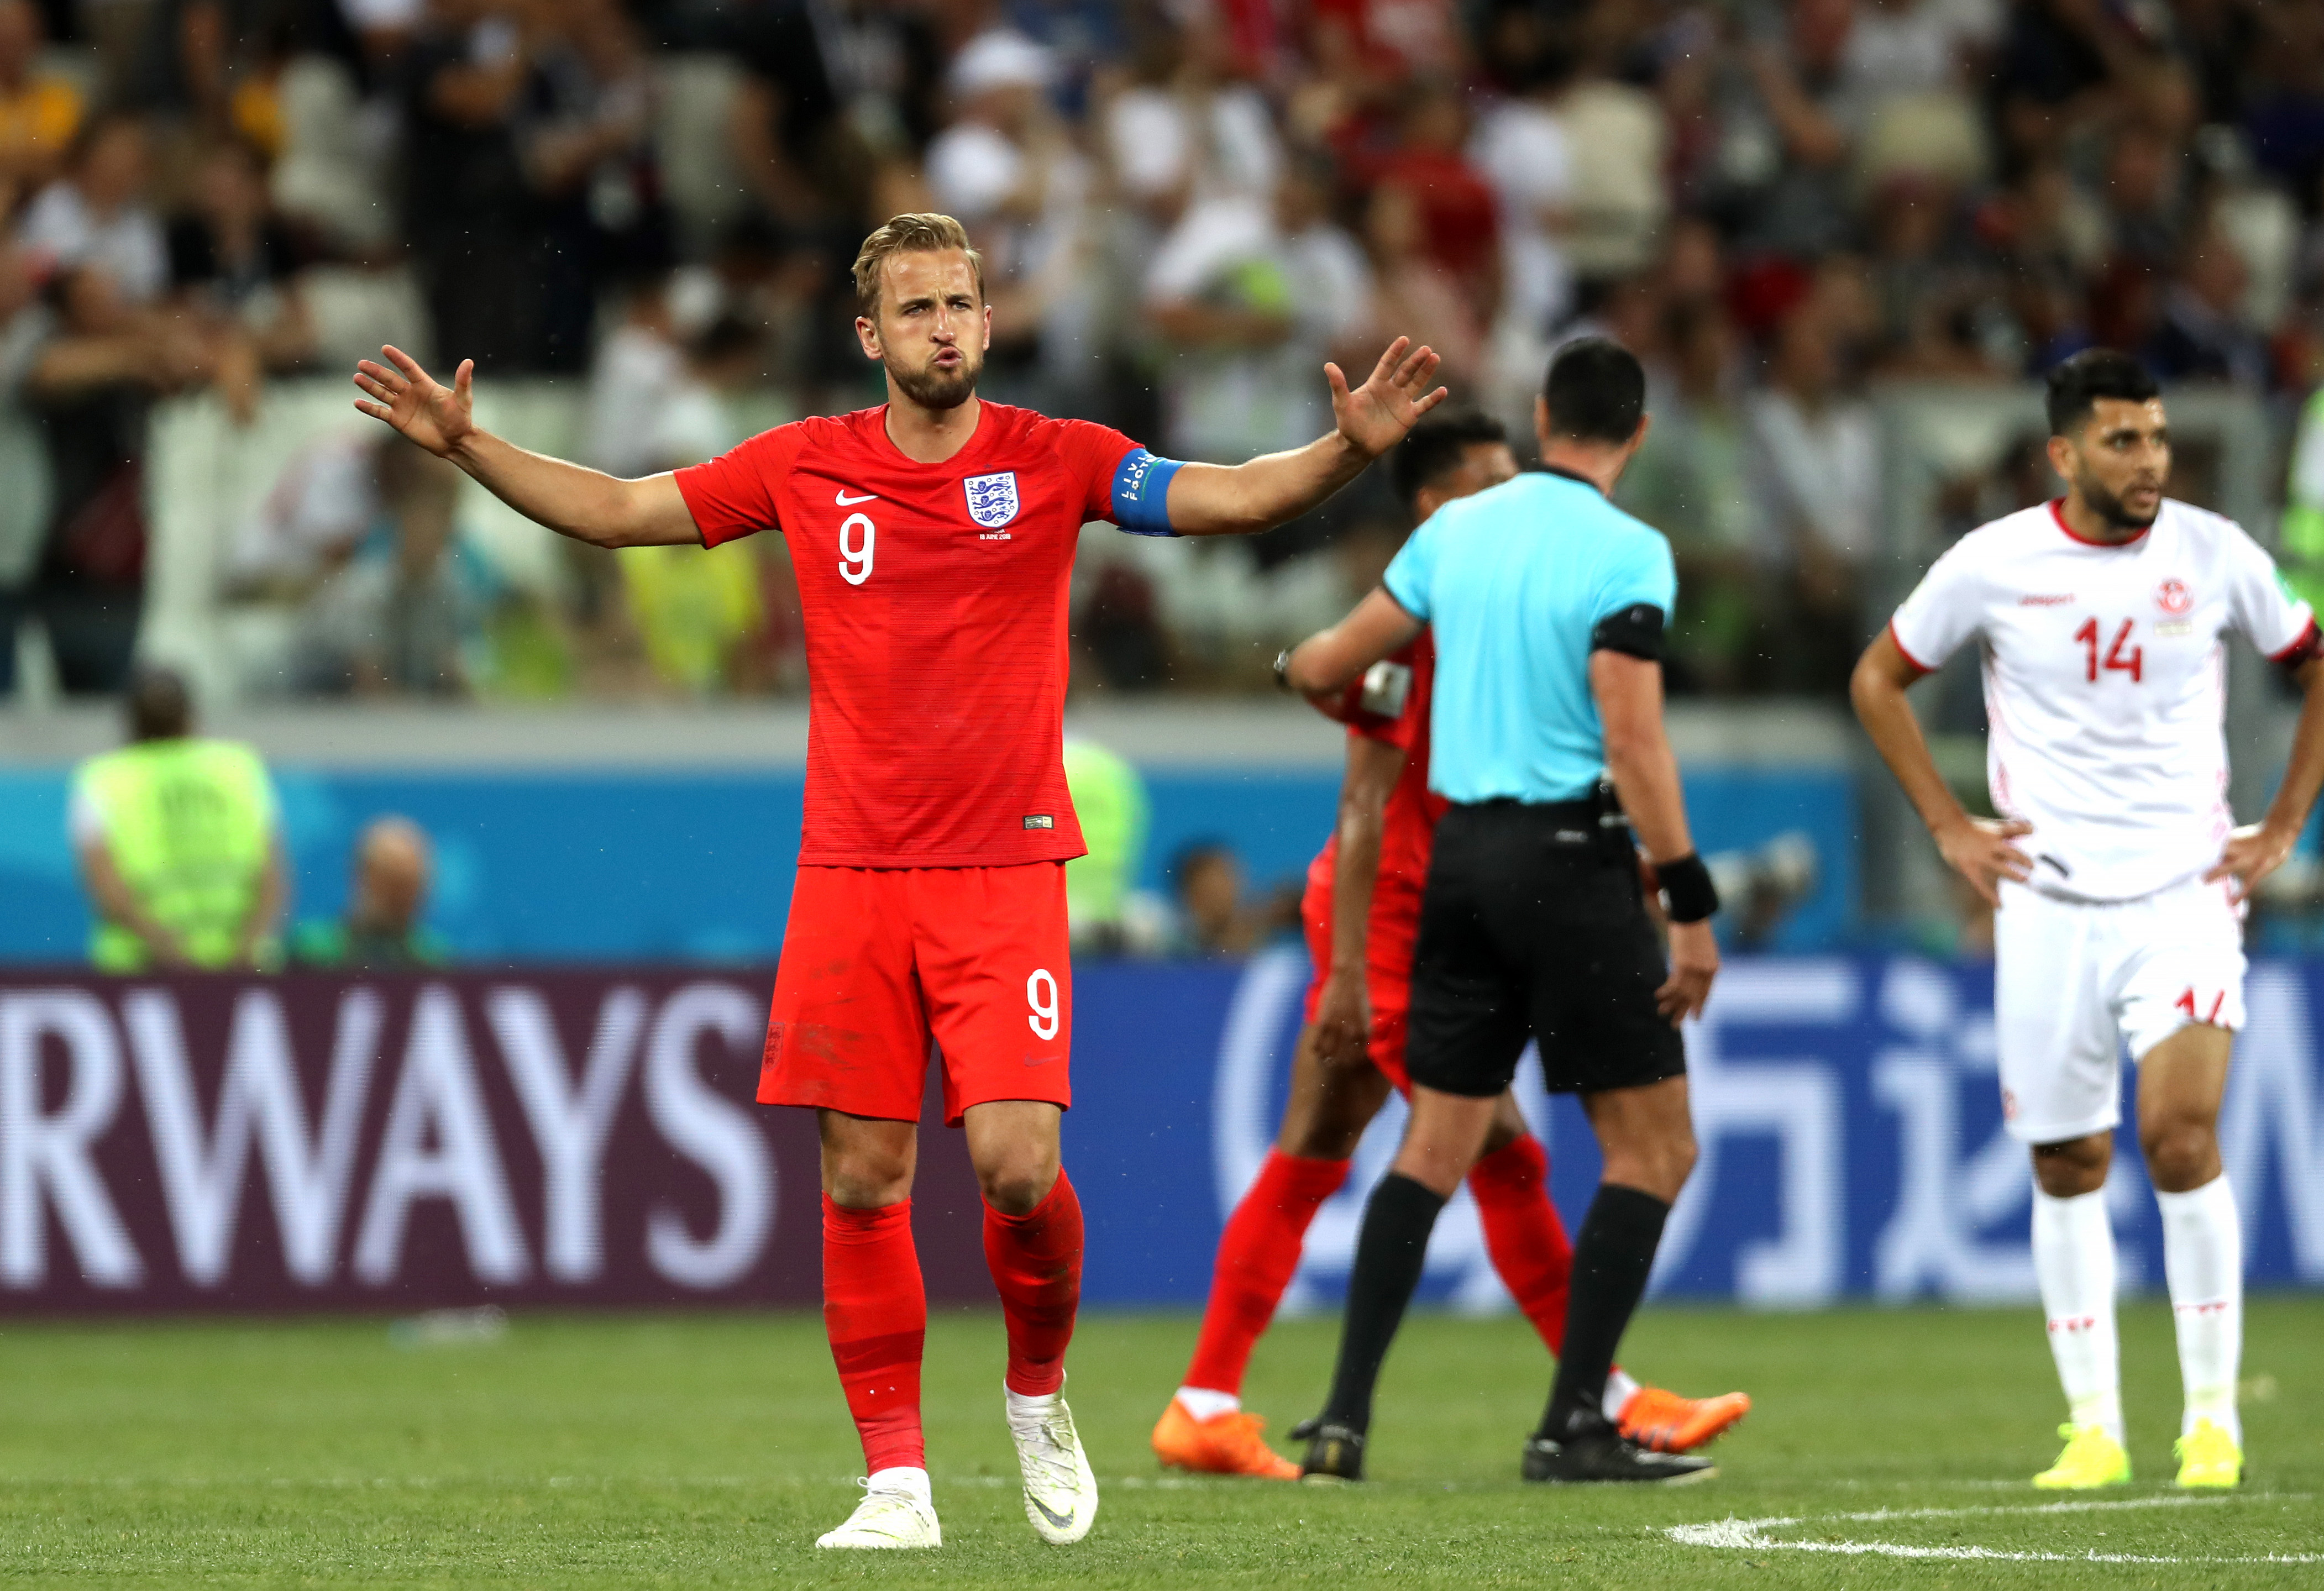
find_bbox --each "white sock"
[2157,1173,2242,1444]
[1005,1382,1062,1421]
[2032,1186,2123,1443]
[1175,1385,1240,1421]
[867,1465,931,1502]
[1602,1368,1642,1423]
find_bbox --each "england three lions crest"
[964,471,1020,537]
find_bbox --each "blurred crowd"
[5,0,2324,703]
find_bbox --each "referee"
[1278,339,1720,1484]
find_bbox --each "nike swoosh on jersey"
[835,489,878,506]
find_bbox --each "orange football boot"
[1152,1398,1301,1479]
[1616,1386,1752,1453]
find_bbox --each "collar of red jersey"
[867,397,999,470]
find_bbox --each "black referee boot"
[1522,1420,1716,1485]
[1299,1421,1366,1483]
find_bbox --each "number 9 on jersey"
[840,512,875,585]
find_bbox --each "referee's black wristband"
[1656,853,1719,923]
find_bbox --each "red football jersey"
[674,402,1141,867]
[1312,631,1447,925]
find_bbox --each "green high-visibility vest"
[2284,387,2324,613]
[74,738,277,972]
[1062,738,1148,933]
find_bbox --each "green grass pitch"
[0,1298,2316,1588]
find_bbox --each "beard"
[888,346,981,410]
[2075,467,2160,531]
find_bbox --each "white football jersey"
[1890,497,2316,902]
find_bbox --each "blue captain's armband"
[1111,448,1185,535]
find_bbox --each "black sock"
[1539,1183,1670,1441]
[1318,1172,1447,1434]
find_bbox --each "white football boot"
[1006,1381,1099,1544]
[815,1468,941,1549]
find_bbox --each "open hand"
[2206,822,2295,904]
[354,345,475,458]
[1328,337,1447,459]
[1935,815,2033,907]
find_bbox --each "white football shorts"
[1992,873,2247,1145]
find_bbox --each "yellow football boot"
[2173,1420,2243,1489]
[2033,1422,2131,1489]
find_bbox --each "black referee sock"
[1319,1172,1447,1434]
[1539,1183,1671,1441]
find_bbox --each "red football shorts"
[1298,852,1420,1094]
[760,863,1072,1126]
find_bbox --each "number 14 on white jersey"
[1890,498,2314,900]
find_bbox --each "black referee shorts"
[1404,797,1687,1099]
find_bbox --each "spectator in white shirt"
[17,114,168,306]
[1104,12,1281,229]
[1469,62,1576,340]
[1144,159,1372,464]
[925,29,1094,388]
[585,277,688,482]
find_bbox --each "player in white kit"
[1852,351,2324,1492]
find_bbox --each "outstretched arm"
[1164,338,1446,537]
[353,346,700,549]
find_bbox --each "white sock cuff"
[2033,1184,2108,1214]
[2154,1172,2235,1216]
[867,1466,931,1500]
[1006,1382,1064,1418]
[1174,1386,1240,1421]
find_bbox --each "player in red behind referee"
[353,212,1447,1551]
[1152,408,1749,1481]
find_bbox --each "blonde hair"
[852,213,985,318]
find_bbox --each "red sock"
[822,1195,927,1472]
[983,1170,1084,1397]
[1469,1135,1573,1355]
[1183,1151,1352,1395]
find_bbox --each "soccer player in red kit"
[352,212,1448,1550]
[1152,408,1750,1479]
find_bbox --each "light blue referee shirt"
[1382,469,1677,804]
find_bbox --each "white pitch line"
[1667,1494,2324,1567]
[1829,1494,2232,1523]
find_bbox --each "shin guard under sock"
[1539,1184,1669,1440]
[2157,1174,2242,1443]
[1468,1135,1573,1355]
[822,1195,928,1473]
[1320,1172,1447,1433]
[1184,1151,1351,1395]
[983,1170,1084,1398]
[2033,1186,2124,1442]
